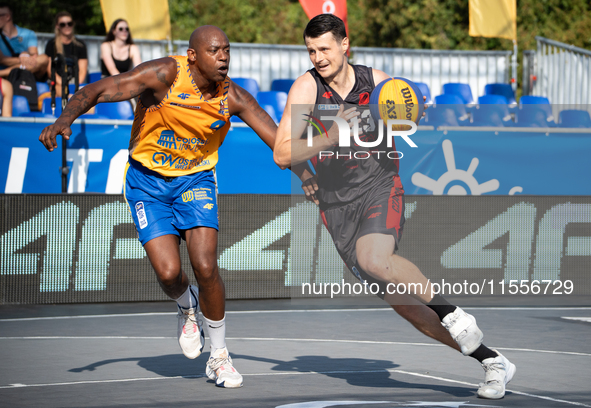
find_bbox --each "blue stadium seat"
[415,82,432,104]
[259,104,278,123]
[416,82,432,104]
[442,82,474,105]
[88,72,102,83]
[558,110,591,128]
[424,94,469,126]
[42,97,61,116]
[423,106,460,126]
[12,95,31,116]
[520,95,550,105]
[469,95,513,126]
[257,91,287,122]
[42,97,104,119]
[271,79,295,94]
[36,82,50,96]
[232,77,259,98]
[484,83,516,105]
[514,105,556,127]
[68,84,85,95]
[471,106,513,127]
[95,101,134,120]
[478,94,508,105]
[518,95,554,125]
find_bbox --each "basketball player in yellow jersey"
[40,25,299,389]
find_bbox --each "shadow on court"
[69,354,209,378]
[233,354,473,397]
[70,352,474,397]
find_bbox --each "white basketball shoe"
[177,286,204,359]
[478,350,516,399]
[205,347,243,388]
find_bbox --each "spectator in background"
[44,11,88,97]
[0,77,12,116]
[0,3,49,79]
[100,19,141,77]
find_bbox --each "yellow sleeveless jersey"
[129,55,231,176]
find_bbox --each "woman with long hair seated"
[100,19,141,77]
[44,11,88,97]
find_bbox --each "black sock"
[469,344,498,363]
[426,294,457,321]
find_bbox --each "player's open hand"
[301,174,319,205]
[39,121,72,152]
[422,95,428,117]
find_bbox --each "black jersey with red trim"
[306,65,401,207]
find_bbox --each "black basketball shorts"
[320,175,405,299]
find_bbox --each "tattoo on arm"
[156,71,168,85]
[241,91,277,129]
[60,88,94,122]
[102,92,124,102]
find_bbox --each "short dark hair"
[303,14,347,42]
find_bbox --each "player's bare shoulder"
[288,72,318,105]
[371,68,390,85]
[134,57,178,89]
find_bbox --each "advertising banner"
[2,121,591,195]
[1,194,589,305]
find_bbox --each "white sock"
[175,285,198,310]
[203,314,226,353]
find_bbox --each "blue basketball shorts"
[123,159,219,245]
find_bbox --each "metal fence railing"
[36,33,511,98]
[173,40,512,96]
[351,47,511,101]
[533,36,591,106]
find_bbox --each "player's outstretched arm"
[228,81,277,149]
[39,58,177,152]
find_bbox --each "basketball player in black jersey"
[274,14,515,400]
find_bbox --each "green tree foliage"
[5,0,104,36]
[169,0,309,44]
[5,0,590,51]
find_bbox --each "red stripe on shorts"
[386,175,404,231]
[320,209,328,229]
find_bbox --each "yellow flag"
[469,0,516,41]
[100,0,171,41]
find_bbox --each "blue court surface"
[1,298,590,407]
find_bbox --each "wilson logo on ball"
[369,77,424,129]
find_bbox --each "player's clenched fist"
[39,120,72,152]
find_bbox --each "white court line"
[2,306,591,322]
[0,336,589,358]
[562,317,591,323]
[0,368,589,407]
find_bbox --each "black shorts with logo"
[320,175,405,299]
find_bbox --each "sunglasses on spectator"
[59,21,74,27]
[117,27,129,32]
